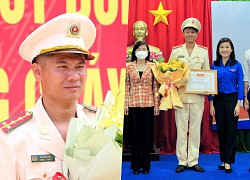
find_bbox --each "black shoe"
[225,168,232,173]
[175,165,187,173]
[190,164,205,172]
[225,164,232,173]
[142,169,149,174]
[218,164,225,170]
[133,170,140,175]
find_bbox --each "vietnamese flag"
[127,0,218,61]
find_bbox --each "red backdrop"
[127,0,219,154]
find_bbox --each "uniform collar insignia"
[39,122,50,135]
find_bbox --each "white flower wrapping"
[63,91,122,180]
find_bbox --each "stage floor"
[122,153,250,179]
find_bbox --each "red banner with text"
[0,0,128,121]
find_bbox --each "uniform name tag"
[31,154,55,162]
[178,55,185,58]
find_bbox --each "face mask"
[135,51,148,60]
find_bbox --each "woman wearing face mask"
[209,37,244,173]
[124,40,160,175]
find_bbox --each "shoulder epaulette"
[173,44,182,49]
[198,45,208,50]
[82,104,98,112]
[0,111,33,134]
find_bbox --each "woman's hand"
[154,109,160,116]
[244,97,249,111]
[234,102,241,117]
[210,101,215,116]
[124,109,129,115]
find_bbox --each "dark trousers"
[128,107,154,171]
[213,93,239,164]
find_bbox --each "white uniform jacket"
[169,43,210,103]
[0,96,90,180]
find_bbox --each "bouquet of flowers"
[151,59,191,110]
[96,91,123,147]
[63,91,123,180]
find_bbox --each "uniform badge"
[31,154,55,162]
[67,23,81,38]
[31,155,38,162]
[0,111,33,133]
[178,55,184,58]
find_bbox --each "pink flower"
[150,52,164,62]
[126,53,131,59]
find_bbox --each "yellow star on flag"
[149,2,172,26]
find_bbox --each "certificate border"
[185,69,218,94]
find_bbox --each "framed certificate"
[185,69,218,94]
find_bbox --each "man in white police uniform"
[168,17,210,173]
[0,13,96,179]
